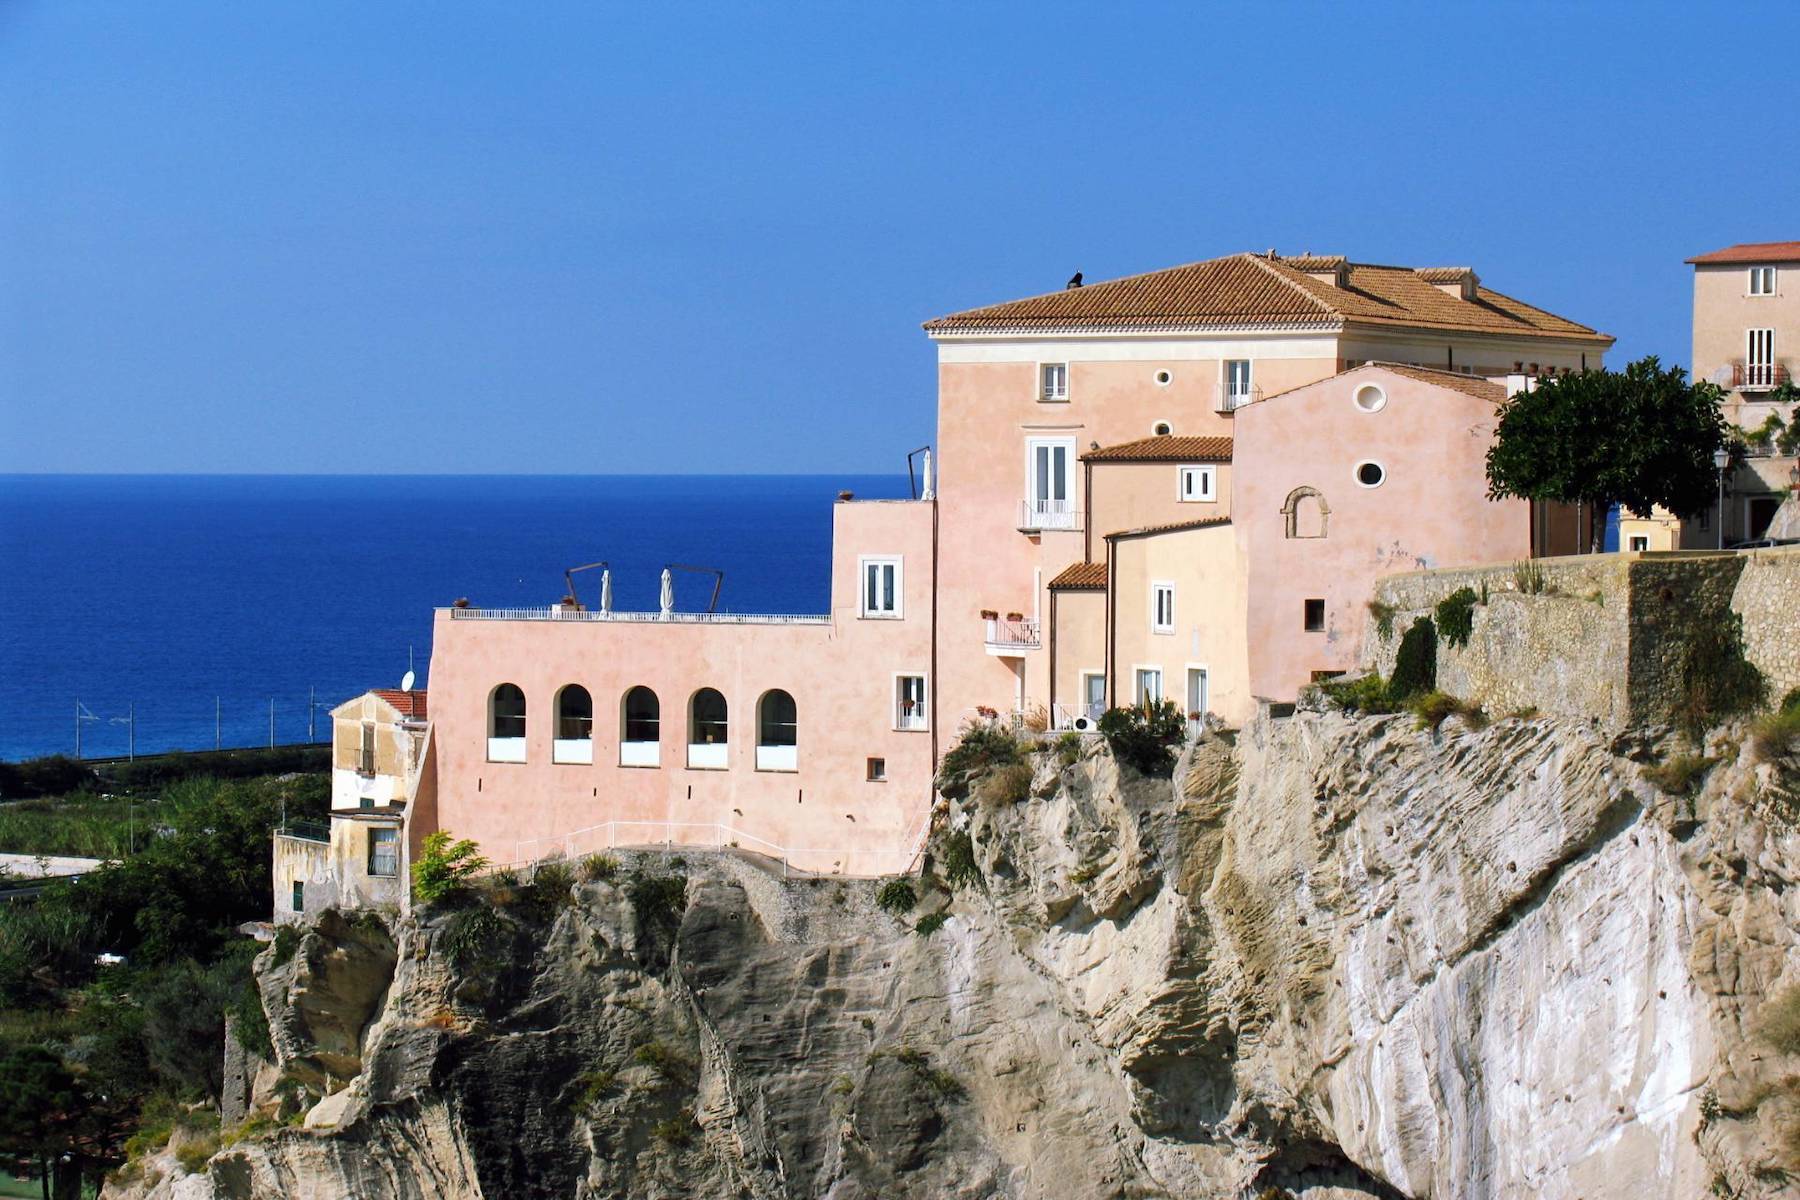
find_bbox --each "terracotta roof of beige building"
[1048,562,1108,590]
[1103,515,1233,541]
[1686,241,1800,265]
[922,251,1612,342]
[1083,435,1233,462]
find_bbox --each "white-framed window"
[866,757,887,782]
[1628,535,1650,552]
[1224,359,1253,404]
[1178,464,1216,503]
[1080,671,1106,721]
[1151,581,1175,634]
[895,674,927,731]
[1747,328,1776,387]
[1040,362,1069,401]
[1353,383,1386,413]
[1750,266,1777,296]
[1152,419,1173,436]
[1354,460,1386,488]
[1024,437,1076,529]
[859,555,902,618]
[1134,667,1163,706]
[1185,666,1209,731]
[367,827,399,878]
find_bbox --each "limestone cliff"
[108,707,1800,1199]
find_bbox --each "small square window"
[1040,363,1068,401]
[866,757,886,782]
[1303,599,1325,632]
[1750,266,1776,296]
[1178,464,1215,502]
[1628,535,1649,552]
[291,880,304,912]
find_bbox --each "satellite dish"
[400,670,416,692]
[1711,366,1734,387]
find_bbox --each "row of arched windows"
[486,683,798,770]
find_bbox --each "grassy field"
[0,791,144,859]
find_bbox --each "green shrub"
[652,1108,698,1147]
[633,1040,696,1086]
[626,871,688,973]
[0,755,95,800]
[875,878,916,916]
[411,831,489,906]
[1410,691,1487,731]
[441,905,509,975]
[571,1068,615,1110]
[269,924,300,967]
[1096,700,1186,777]
[936,723,1023,799]
[1641,754,1718,796]
[975,760,1035,807]
[890,1046,965,1100]
[1054,731,1082,766]
[1672,612,1766,737]
[1389,617,1438,700]
[1754,705,1800,762]
[913,912,948,937]
[1513,559,1549,595]
[1319,673,1399,715]
[1756,986,1800,1056]
[525,859,577,913]
[1435,587,1479,650]
[579,853,619,882]
[1367,599,1397,642]
[940,832,981,890]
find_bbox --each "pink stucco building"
[284,249,1612,900]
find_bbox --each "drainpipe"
[1048,589,1058,721]
[1105,536,1118,708]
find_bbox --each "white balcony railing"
[896,704,927,731]
[984,615,1041,654]
[1019,498,1081,531]
[486,736,527,763]
[1215,383,1262,412]
[445,607,831,625]
[620,740,660,767]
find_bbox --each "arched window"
[688,688,729,769]
[553,685,593,764]
[755,689,797,772]
[1282,486,1330,539]
[487,684,527,763]
[620,686,660,767]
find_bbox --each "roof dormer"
[1281,254,1348,290]
[1418,267,1480,301]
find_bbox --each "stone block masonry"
[1364,549,1800,728]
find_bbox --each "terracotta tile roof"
[1104,516,1233,541]
[1048,561,1108,590]
[922,251,1611,343]
[372,689,428,721]
[1686,241,1800,265]
[1259,361,1508,406]
[1083,435,1233,463]
[1376,363,1508,403]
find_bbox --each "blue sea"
[0,475,910,762]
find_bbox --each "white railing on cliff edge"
[444,607,830,625]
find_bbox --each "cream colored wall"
[1233,367,1535,703]
[931,337,1339,723]
[425,499,936,875]
[1048,588,1105,724]
[1693,264,1799,422]
[1086,460,1231,547]
[329,694,420,811]
[1107,524,1249,722]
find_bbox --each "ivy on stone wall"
[1435,588,1480,650]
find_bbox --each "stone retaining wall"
[1363,550,1794,727]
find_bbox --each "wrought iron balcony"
[1733,361,1792,391]
[1215,383,1262,412]
[1018,498,1081,532]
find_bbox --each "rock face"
[106,710,1800,1199]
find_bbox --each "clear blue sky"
[2,1,1796,474]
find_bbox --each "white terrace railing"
[983,615,1041,653]
[505,812,934,880]
[444,607,831,625]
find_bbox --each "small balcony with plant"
[982,609,1041,655]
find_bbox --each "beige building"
[1620,241,1799,551]
[273,689,433,923]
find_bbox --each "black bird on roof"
[1066,271,1083,289]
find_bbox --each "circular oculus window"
[1154,369,1173,386]
[1152,421,1173,436]
[1353,383,1387,413]
[1355,460,1386,488]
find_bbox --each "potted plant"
[979,609,998,620]
[1005,611,1025,622]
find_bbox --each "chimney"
[1419,267,1480,301]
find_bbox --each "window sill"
[1038,396,1070,404]
[859,612,903,620]
[1152,628,1175,636]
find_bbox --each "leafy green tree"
[1485,357,1728,552]
[411,831,489,905]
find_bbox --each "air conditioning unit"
[1071,715,1095,732]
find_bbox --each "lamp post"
[1713,447,1731,550]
